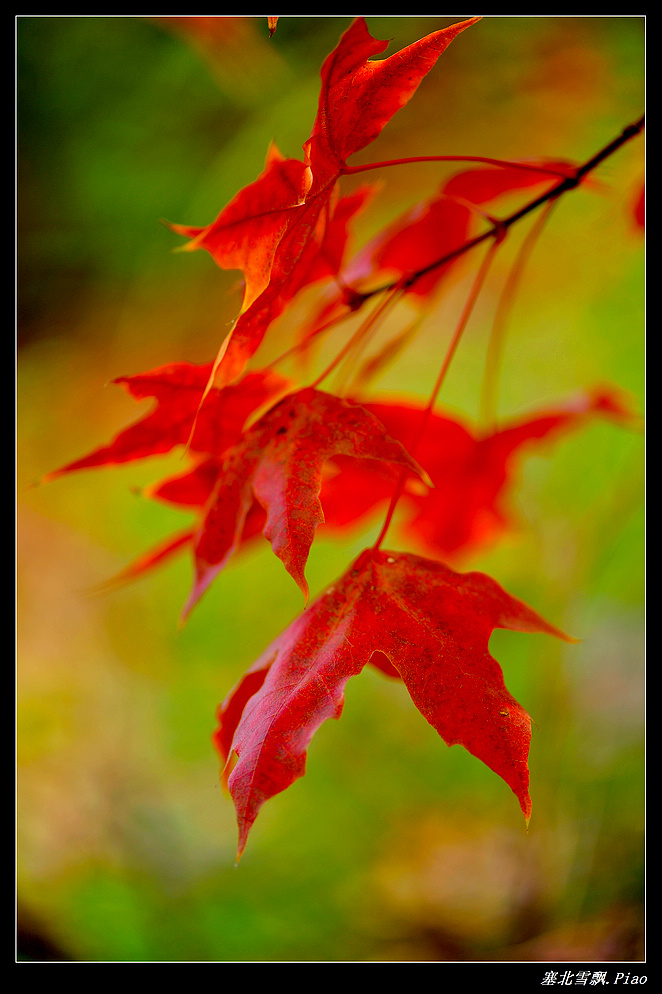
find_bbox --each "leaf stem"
[357,116,645,303]
[266,307,354,371]
[309,284,404,391]
[342,154,572,178]
[479,197,558,431]
[371,115,644,552]
[373,237,502,551]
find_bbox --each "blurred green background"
[17,16,644,962]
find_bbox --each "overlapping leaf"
[302,159,579,339]
[80,383,637,596]
[41,362,291,481]
[373,159,577,301]
[168,145,313,315]
[36,16,644,870]
[169,16,481,386]
[214,547,574,859]
[318,386,638,559]
[183,387,430,616]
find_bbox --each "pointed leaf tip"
[221,547,571,855]
[186,388,434,615]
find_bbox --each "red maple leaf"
[302,158,579,338]
[169,16,481,387]
[76,383,637,596]
[303,16,482,191]
[168,144,313,315]
[183,387,431,616]
[41,363,291,481]
[168,155,375,391]
[32,17,644,869]
[214,547,575,860]
[89,528,197,595]
[317,386,638,560]
[375,159,578,301]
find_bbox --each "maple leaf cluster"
[43,17,643,860]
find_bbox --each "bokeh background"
[17,16,644,962]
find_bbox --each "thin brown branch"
[354,116,645,305]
